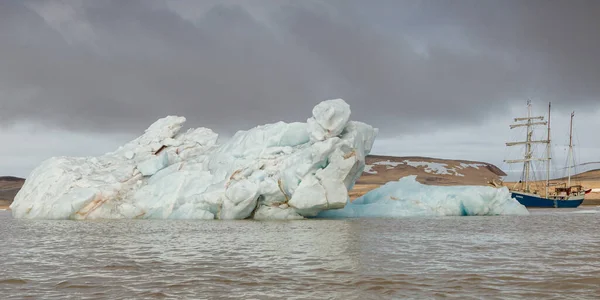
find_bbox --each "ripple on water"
[55,281,98,289]
[100,264,140,271]
[0,279,28,285]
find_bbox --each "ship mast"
[567,111,575,187]
[505,100,549,193]
[545,103,551,197]
[524,102,532,191]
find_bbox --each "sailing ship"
[504,101,590,208]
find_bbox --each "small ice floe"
[316,175,529,218]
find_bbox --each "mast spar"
[524,101,532,191]
[546,102,551,197]
[567,111,575,187]
[504,101,550,193]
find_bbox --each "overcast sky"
[1,0,599,179]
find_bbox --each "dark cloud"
[0,0,598,136]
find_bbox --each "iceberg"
[316,176,529,218]
[11,99,378,220]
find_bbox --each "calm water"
[1,208,600,299]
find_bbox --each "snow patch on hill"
[364,160,488,177]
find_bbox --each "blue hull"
[511,192,584,208]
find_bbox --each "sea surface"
[1,207,600,299]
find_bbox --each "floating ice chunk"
[307,99,351,141]
[288,174,328,216]
[124,151,135,160]
[316,176,529,218]
[253,205,303,220]
[136,152,169,176]
[220,179,260,220]
[168,206,215,219]
[11,99,377,220]
[279,122,311,147]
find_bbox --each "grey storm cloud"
[0,0,599,136]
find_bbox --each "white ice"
[11,99,378,220]
[316,176,529,218]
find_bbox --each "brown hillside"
[556,169,600,181]
[350,155,506,199]
[0,176,25,208]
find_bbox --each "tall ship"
[504,101,590,208]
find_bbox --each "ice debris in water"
[316,176,529,218]
[11,99,378,220]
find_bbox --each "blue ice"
[316,176,529,218]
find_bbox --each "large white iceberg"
[316,176,529,218]
[11,99,378,220]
